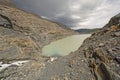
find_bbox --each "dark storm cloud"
[12,0,120,29]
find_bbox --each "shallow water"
[42,34,91,57]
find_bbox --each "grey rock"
[0,14,13,29]
[99,43,105,47]
[114,32,120,37]
[116,57,120,63]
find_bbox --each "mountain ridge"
[76,28,100,34]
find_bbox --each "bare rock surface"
[78,13,120,80]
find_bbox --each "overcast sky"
[12,0,120,29]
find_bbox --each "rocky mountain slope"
[0,0,75,61]
[82,13,120,80]
[0,0,16,7]
[0,1,76,79]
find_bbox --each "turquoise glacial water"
[42,34,91,57]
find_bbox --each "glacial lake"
[42,34,91,57]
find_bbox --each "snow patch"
[0,60,30,71]
[50,57,57,62]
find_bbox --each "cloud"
[12,0,120,29]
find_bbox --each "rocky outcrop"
[103,13,120,29]
[80,13,120,80]
[0,14,13,29]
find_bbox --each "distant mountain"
[75,28,100,34]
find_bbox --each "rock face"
[79,13,120,80]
